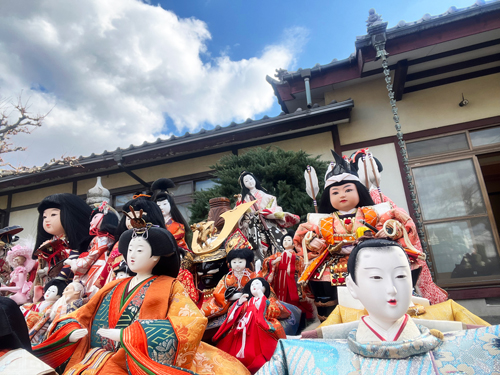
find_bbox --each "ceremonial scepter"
[367,152,384,203]
[304,165,319,213]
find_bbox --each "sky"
[0,0,478,168]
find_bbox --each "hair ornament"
[132,193,151,199]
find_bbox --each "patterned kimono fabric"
[166,218,189,252]
[214,296,285,374]
[260,251,313,318]
[32,276,249,375]
[177,269,200,304]
[202,269,256,318]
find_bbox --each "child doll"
[0,243,37,305]
[202,247,256,318]
[213,277,286,374]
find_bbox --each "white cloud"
[0,0,308,167]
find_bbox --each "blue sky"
[0,0,480,166]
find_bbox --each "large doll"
[213,277,286,374]
[32,224,250,375]
[202,247,256,319]
[33,194,93,286]
[66,201,119,295]
[260,230,313,319]
[151,178,190,251]
[237,171,300,263]
[0,243,37,305]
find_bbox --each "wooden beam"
[393,60,408,101]
[330,125,342,155]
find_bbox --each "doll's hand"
[64,259,78,273]
[309,238,326,252]
[238,294,249,306]
[231,292,243,301]
[69,329,88,342]
[97,328,121,342]
[272,257,282,266]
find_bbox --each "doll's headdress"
[151,178,175,201]
[92,201,119,218]
[123,206,158,239]
[324,150,361,188]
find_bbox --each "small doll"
[33,194,93,292]
[202,247,256,319]
[0,243,37,305]
[113,260,134,280]
[151,178,191,251]
[260,230,313,318]
[65,201,119,295]
[213,277,286,374]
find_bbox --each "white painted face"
[90,213,104,231]
[43,208,65,237]
[116,271,129,279]
[282,236,294,250]
[157,199,171,219]
[243,175,256,190]
[62,283,81,302]
[346,246,412,328]
[44,285,60,301]
[250,279,265,298]
[127,236,159,274]
[230,258,246,272]
[125,211,148,230]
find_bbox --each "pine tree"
[189,147,329,224]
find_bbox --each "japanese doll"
[202,247,256,319]
[65,202,119,296]
[32,223,250,375]
[294,151,446,322]
[213,277,286,374]
[260,230,313,319]
[33,194,93,286]
[0,243,37,305]
[236,171,300,262]
[151,178,190,251]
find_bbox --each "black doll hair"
[115,197,167,241]
[226,248,254,271]
[242,277,271,299]
[282,229,295,242]
[114,260,136,277]
[347,238,408,285]
[318,180,375,214]
[0,296,31,351]
[239,171,268,200]
[90,209,119,236]
[118,227,180,278]
[151,178,190,235]
[44,278,68,296]
[34,194,93,257]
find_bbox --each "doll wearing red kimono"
[213,277,285,374]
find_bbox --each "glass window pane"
[176,202,191,223]
[195,179,217,191]
[407,134,468,159]
[470,127,500,147]
[413,159,486,220]
[426,217,500,283]
[114,191,145,212]
[169,182,193,196]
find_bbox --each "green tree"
[189,147,329,224]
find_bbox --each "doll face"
[12,255,26,267]
[62,284,80,302]
[43,208,65,237]
[346,246,412,328]
[44,285,60,301]
[243,175,256,190]
[329,183,360,212]
[116,271,129,279]
[230,258,246,273]
[127,236,159,274]
[282,235,294,251]
[90,213,104,231]
[250,279,265,297]
[157,199,171,219]
[125,211,147,230]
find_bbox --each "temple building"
[0,2,499,318]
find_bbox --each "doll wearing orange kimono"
[202,248,256,318]
[213,277,285,374]
[32,226,249,375]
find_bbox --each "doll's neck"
[130,273,153,290]
[233,268,248,279]
[39,299,55,310]
[164,214,172,223]
[248,187,258,195]
[337,208,357,215]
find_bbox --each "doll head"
[62,281,85,303]
[114,260,134,279]
[238,171,267,198]
[35,194,93,254]
[90,202,119,235]
[118,226,180,278]
[346,238,412,329]
[115,197,166,240]
[242,277,270,299]
[282,229,295,251]
[7,243,37,273]
[43,278,67,302]
[226,248,254,272]
[151,178,190,232]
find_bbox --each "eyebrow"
[362,267,381,270]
